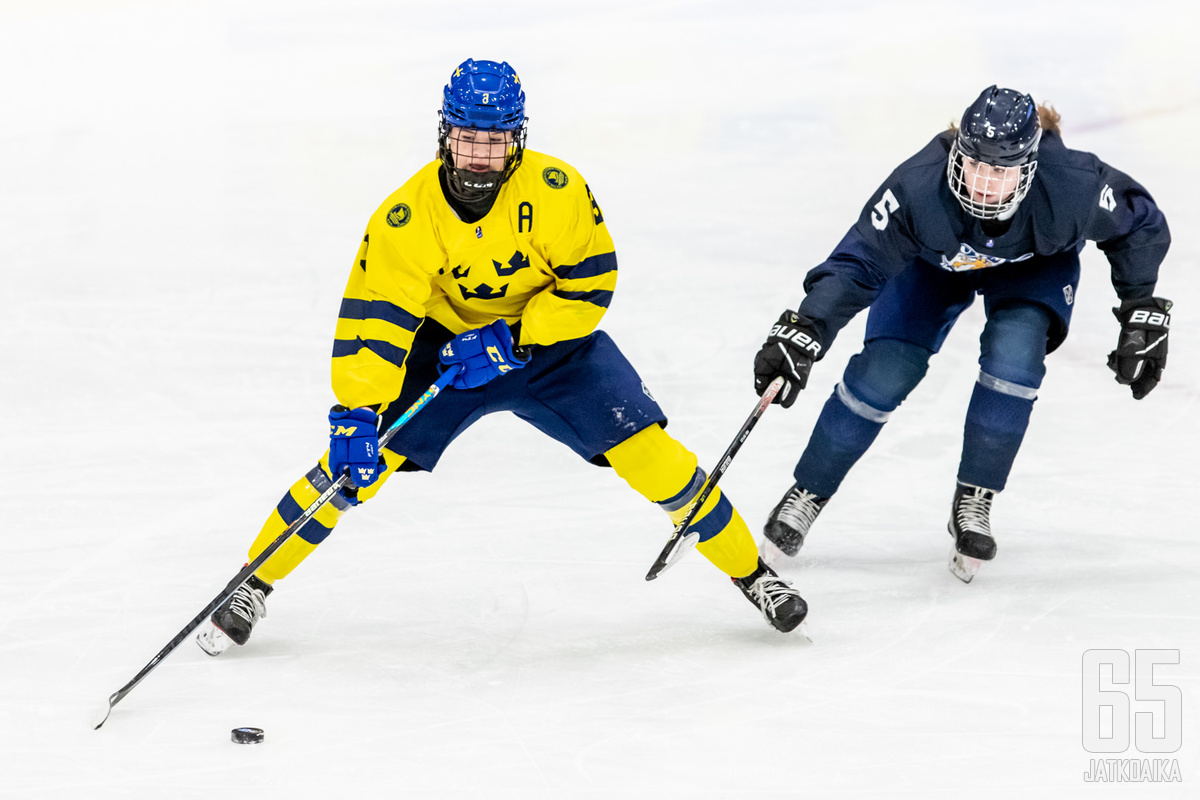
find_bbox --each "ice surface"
[2,1,1197,797]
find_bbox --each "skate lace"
[747,574,798,620]
[777,488,823,533]
[955,490,993,536]
[229,584,268,625]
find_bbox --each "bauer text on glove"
[753,310,823,409]
[1107,296,1171,400]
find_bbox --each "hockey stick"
[92,366,460,730]
[644,376,786,581]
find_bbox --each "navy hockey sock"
[793,385,887,498]
[958,378,1035,491]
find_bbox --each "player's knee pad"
[604,424,699,506]
[980,303,1051,389]
[843,338,932,416]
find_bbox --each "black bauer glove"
[753,311,823,408]
[1107,296,1171,400]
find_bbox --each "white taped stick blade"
[660,531,701,575]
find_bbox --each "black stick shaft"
[93,369,458,729]
[644,376,785,581]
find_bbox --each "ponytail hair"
[1037,103,1061,135]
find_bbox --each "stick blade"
[91,691,120,730]
[644,531,700,581]
[91,703,113,730]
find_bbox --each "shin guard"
[605,425,759,578]
[249,447,405,583]
[958,376,1035,491]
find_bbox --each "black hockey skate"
[733,558,808,633]
[196,575,273,656]
[762,484,829,561]
[947,482,998,584]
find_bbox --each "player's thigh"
[376,318,487,472]
[864,259,976,352]
[981,250,1080,356]
[515,331,667,463]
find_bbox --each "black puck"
[231,727,264,745]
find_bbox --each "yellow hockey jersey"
[331,150,617,410]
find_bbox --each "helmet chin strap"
[994,201,1021,221]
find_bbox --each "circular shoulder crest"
[541,167,569,189]
[386,203,412,228]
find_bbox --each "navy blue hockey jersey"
[797,130,1170,350]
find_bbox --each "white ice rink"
[2,1,1198,797]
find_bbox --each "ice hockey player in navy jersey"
[752,86,1171,582]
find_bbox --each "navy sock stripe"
[687,493,734,543]
[276,490,334,545]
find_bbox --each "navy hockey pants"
[793,252,1080,496]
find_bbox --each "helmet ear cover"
[438,58,528,205]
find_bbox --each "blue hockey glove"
[438,320,531,390]
[753,310,823,408]
[1107,297,1171,400]
[329,406,385,488]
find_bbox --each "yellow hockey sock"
[605,425,759,579]
[249,446,405,583]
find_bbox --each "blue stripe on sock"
[686,492,734,543]
[276,491,334,545]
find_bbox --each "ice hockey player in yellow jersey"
[196,59,807,656]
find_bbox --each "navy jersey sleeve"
[797,178,924,351]
[1085,160,1170,300]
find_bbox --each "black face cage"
[946,138,1038,221]
[437,112,528,205]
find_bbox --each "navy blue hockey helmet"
[947,86,1042,219]
[437,59,529,205]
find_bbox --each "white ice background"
[2,1,1198,797]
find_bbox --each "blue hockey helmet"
[441,58,526,130]
[438,59,528,205]
[947,86,1042,219]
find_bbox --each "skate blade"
[760,537,797,567]
[195,622,234,656]
[948,548,981,584]
[794,621,813,643]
